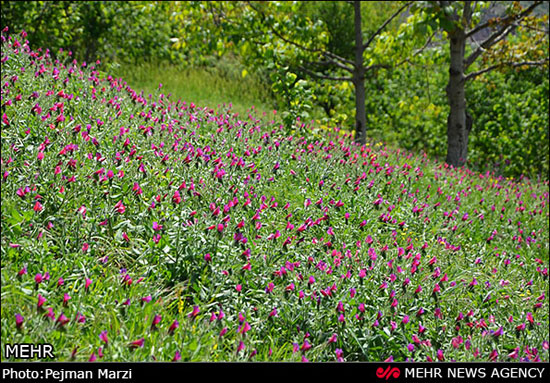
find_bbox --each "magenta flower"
[168,320,179,334]
[114,200,125,214]
[151,314,162,329]
[85,278,92,290]
[99,330,108,344]
[172,350,181,362]
[18,265,28,276]
[44,307,55,320]
[129,338,145,348]
[335,348,344,362]
[451,336,463,348]
[56,313,69,326]
[239,322,252,335]
[37,294,46,308]
[236,340,245,353]
[188,305,200,318]
[89,352,96,362]
[15,314,24,329]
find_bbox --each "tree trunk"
[353,1,367,145]
[445,28,470,168]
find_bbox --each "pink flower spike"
[56,313,69,326]
[15,314,24,329]
[172,350,181,362]
[129,338,144,349]
[89,352,96,362]
[236,340,245,353]
[168,320,179,334]
[76,313,86,323]
[37,294,46,308]
[188,305,200,318]
[85,278,92,290]
[151,314,162,329]
[99,330,108,344]
[18,266,27,276]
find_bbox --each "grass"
[109,58,276,118]
[1,30,549,363]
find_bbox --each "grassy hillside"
[109,59,276,119]
[1,31,548,362]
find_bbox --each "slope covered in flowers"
[1,30,549,362]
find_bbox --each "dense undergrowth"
[1,31,548,362]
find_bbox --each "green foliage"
[361,45,549,179]
[364,50,449,161]
[0,1,181,63]
[467,67,549,178]
[2,0,548,178]
[2,34,549,362]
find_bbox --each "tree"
[413,1,549,168]
[242,1,424,144]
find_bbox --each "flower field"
[1,30,548,362]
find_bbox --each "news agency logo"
[376,365,401,381]
[3,343,55,359]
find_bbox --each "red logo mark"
[376,365,401,380]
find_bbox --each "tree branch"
[362,1,413,51]
[307,57,354,73]
[390,31,437,69]
[245,1,354,67]
[464,1,543,38]
[296,65,353,82]
[463,58,549,82]
[464,23,515,69]
[461,1,473,28]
